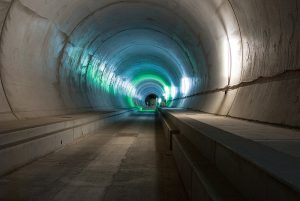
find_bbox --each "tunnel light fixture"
[222,35,242,85]
[157,98,162,104]
[222,39,230,82]
[228,36,242,84]
[85,58,139,101]
[171,86,177,99]
[163,86,170,100]
[82,54,90,66]
[181,77,191,96]
[67,48,142,108]
[99,62,106,71]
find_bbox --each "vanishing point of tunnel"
[0,0,299,200]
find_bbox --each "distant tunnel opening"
[144,94,157,107]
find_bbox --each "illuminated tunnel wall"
[59,3,203,110]
[0,0,299,127]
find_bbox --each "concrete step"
[159,109,300,201]
[159,111,179,150]
[160,111,245,200]
[0,110,133,176]
[173,134,245,201]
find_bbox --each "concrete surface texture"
[0,0,299,200]
[0,0,298,128]
[0,110,132,176]
[160,109,300,200]
[0,113,187,201]
[168,110,300,159]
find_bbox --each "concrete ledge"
[173,134,244,201]
[0,110,133,176]
[161,109,300,200]
[160,115,179,150]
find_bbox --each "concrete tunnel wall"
[0,0,299,127]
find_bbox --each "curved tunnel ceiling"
[60,2,203,108]
[0,0,299,127]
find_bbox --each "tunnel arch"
[0,0,299,127]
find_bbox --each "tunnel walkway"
[0,112,187,201]
[164,109,300,159]
[160,109,300,200]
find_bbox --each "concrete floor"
[0,112,187,201]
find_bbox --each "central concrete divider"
[158,111,179,150]
[158,108,300,201]
[0,109,135,176]
[158,109,245,201]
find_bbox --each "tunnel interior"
[0,1,299,200]
[0,0,299,125]
[57,1,205,111]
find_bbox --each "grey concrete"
[160,114,179,151]
[160,109,300,200]
[0,112,187,201]
[172,134,244,201]
[168,110,300,159]
[0,110,132,176]
[0,0,299,200]
[0,0,298,128]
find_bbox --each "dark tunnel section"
[145,94,157,107]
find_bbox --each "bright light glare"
[171,86,177,99]
[228,36,242,83]
[82,55,90,66]
[181,77,191,95]
[164,86,170,100]
[157,98,162,104]
[222,39,230,80]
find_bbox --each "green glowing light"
[137,106,157,112]
[139,108,156,112]
[71,50,177,108]
[132,73,170,87]
[126,96,136,107]
[132,73,172,102]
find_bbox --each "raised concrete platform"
[159,108,300,201]
[0,110,134,176]
[159,112,179,151]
